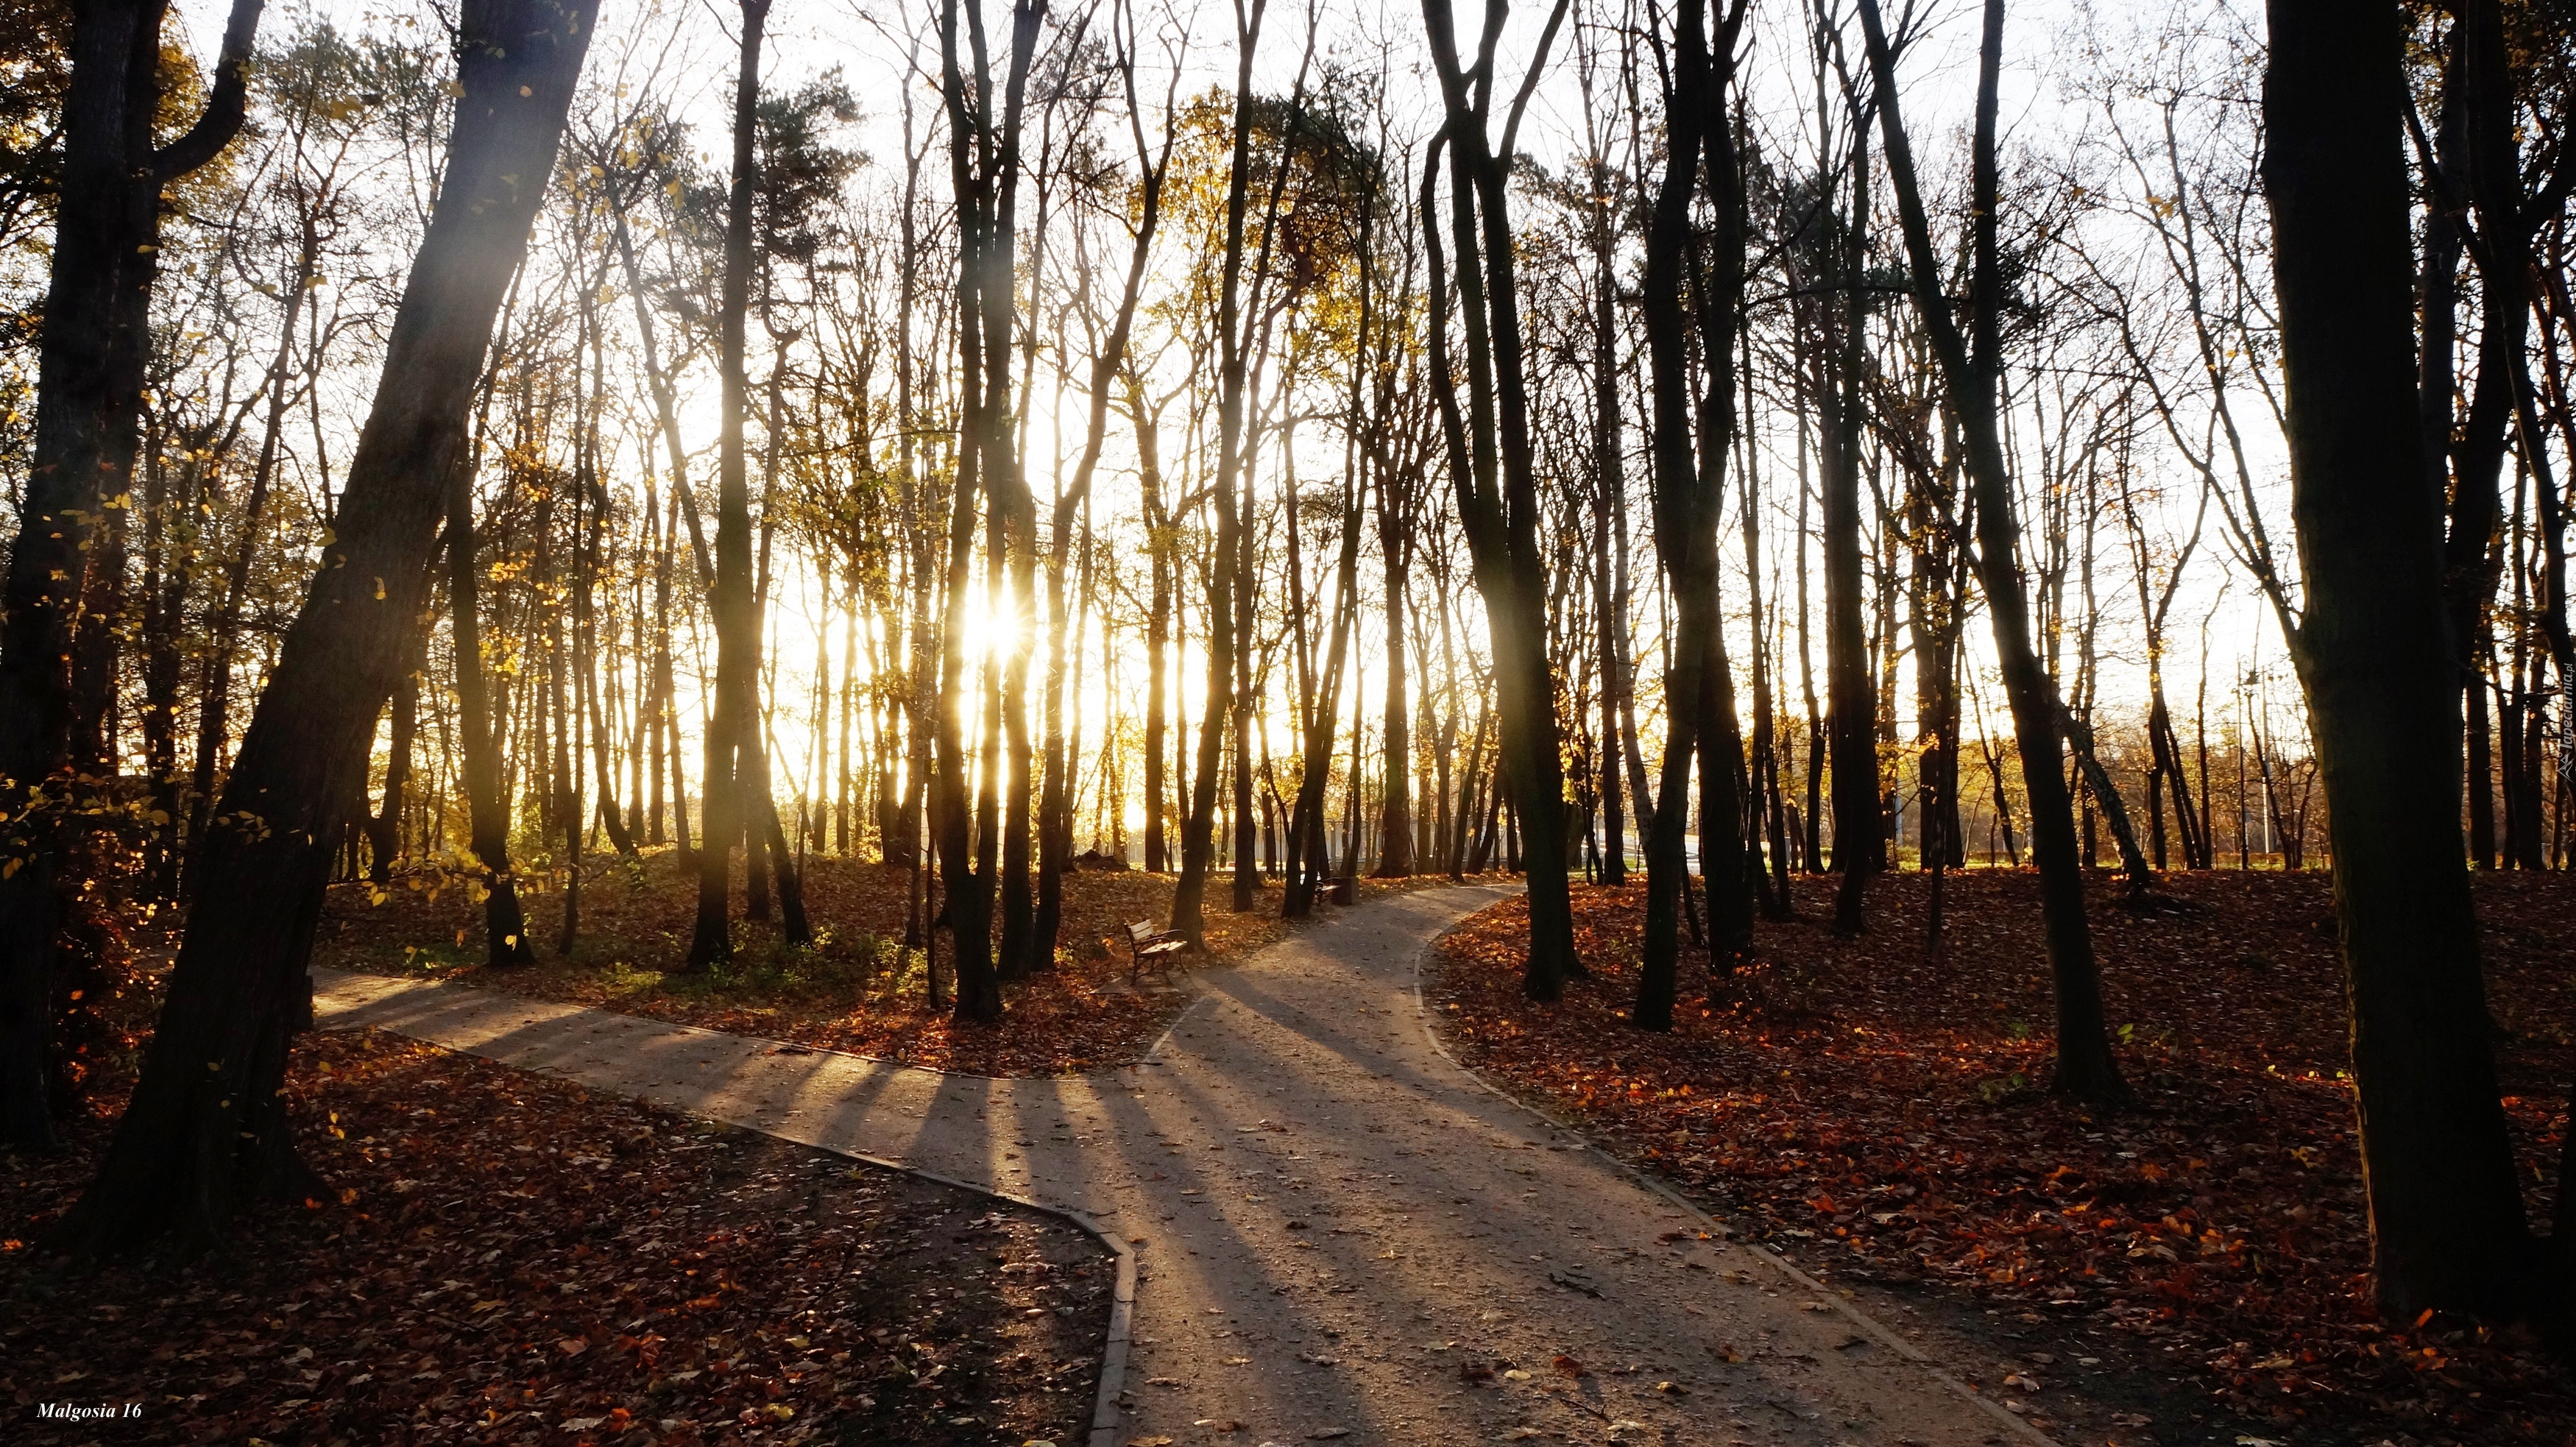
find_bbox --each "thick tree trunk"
[1635,0,1714,1030]
[3,0,266,1142]
[46,0,592,1250]
[2258,0,2533,1321]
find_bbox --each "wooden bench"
[1125,919,1189,983]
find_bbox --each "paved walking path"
[315,885,2039,1447]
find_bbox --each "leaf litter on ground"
[3,1027,1110,1446]
[1427,868,2576,1446]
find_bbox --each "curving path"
[315,885,2043,1447]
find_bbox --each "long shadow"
[1191,968,1525,1128]
[1095,1018,1709,1441]
[1076,1058,1407,1440]
[1118,900,1874,1440]
[323,978,952,1172]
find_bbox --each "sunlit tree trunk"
[1420,0,1581,999]
[688,0,773,969]
[1170,0,1266,946]
[48,0,594,1248]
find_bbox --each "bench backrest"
[1126,920,1158,942]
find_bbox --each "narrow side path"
[316,885,2039,1447]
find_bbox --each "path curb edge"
[311,994,1140,1447]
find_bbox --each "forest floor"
[314,849,1466,1075]
[1,1027,1112,1447]
[1426,868,2576,1447]
[314,882,2031,1447]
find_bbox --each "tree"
[1168,0,1269,947]
[2257,0,2533,1323]
[1634,0,1749,1032]
[1418,0,1581,1000]
[0,0,265,1150]
[1856,0,2126,1103]
[1036,0,1175,961]
[931,0,1044,1018]
[49,0,596,1250]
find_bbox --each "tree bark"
[47,0,593,1249]
[2257,0,2533,1320]
[1858,0,2126,1102]
[689,0,773,969]
[1419,0,1581,1000]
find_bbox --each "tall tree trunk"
[1635,0,1747,1031]
[1858,0,2126,1102]
[549,476,580,955]
[1822,125,1880,935]
[1170,0,1266,947]
[1420,0,1581,1000]
[1588,153,1624,889]
[1744,361,1793,915]
[1,0,266,1144]
[575,315,634,863]
[450,411,535,969]
[688,0,772,969]
[2257,0,2533,1321]
[366,616,426,885]
[48,0,592,1248]
[1377,534,1416,877]
[1133,379,1172,874]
